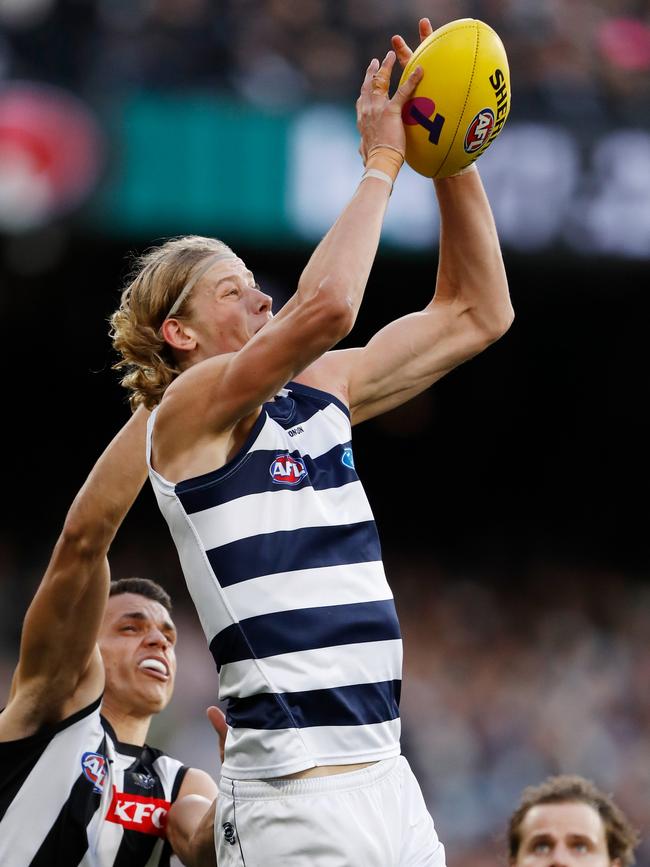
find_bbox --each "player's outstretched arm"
[165,707,226,866]
[1,407,150,738]
[324,21,513,424]
[276,51,423,328]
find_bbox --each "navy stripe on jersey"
[207,520,381,589]
[176,442,356,515]
[210,599,401,667]
[285,381,350,419]
[226,680,402,730]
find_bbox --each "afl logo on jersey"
[270,454,307,485]
[82,751,108,793]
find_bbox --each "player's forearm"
[293,178,392,326]
[17,408,150,686]
[63,406,150,551]
[433,168,513,337]
[167,796,217,867]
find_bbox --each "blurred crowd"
[1,0,650,124]
[1,531,648,865]
[395,559,650,864]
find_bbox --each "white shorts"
[215,756,445,867]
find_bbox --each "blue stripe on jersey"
[207,521,381,588]
[226,680,401,730]
[176,443,356,515]
[210,599,401,667]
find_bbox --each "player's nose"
[253,285,272,312]
[144,627,171,648]
[548,848,572,867]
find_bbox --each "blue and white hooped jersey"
[147,381,402,779]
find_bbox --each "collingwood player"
[0,407,221,867]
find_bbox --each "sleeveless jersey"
[0,698,187,867]
[147,381,402,779]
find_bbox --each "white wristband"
[361,168,394,194]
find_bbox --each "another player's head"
[110,235,272,409]
[508,774,639,866]
[98,577,177,718]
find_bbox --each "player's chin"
[140,682,174,713]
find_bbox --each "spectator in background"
[508,774,640,866]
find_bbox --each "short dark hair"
[109,577,172,613]
[508,775,640,866]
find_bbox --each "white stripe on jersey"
[0,708,105,865]
[80,738,126,867]
[219,638,404,698]
[250,401,350,459]
[143,840,165,867]
[222,560,391,621]
[188,480,374,550]
[153,754,185,794]
[222,718,402,779]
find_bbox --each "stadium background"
[1,1,649,863]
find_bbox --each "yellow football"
[399,18,511,178]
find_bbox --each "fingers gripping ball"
[399,19,511,178]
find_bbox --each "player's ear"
[161,317,197,352]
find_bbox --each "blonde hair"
[109,235,233,410]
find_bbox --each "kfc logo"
[106,790,170,837]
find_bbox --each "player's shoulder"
[293,349,361,408]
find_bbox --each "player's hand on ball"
[391,18,434,68]
[356,50,423,164]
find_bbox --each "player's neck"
[100,702,152,747]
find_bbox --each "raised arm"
[343,165,513,423]
[320,21,513,424]
[153,53,424,454]
[0,407,149,739]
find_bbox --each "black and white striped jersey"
[0,697,188,867]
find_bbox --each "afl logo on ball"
[270,454,307,485]
[464,108,495,154]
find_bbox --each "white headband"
[165,251,236,319]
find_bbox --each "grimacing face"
[98,593,177,717]
[513,801,621,867]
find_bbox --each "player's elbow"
[307,285,357,344]
[58,511,114,562]
[484,302,515,341]
[468,286,514,345]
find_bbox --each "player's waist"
[219,756,402,796]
